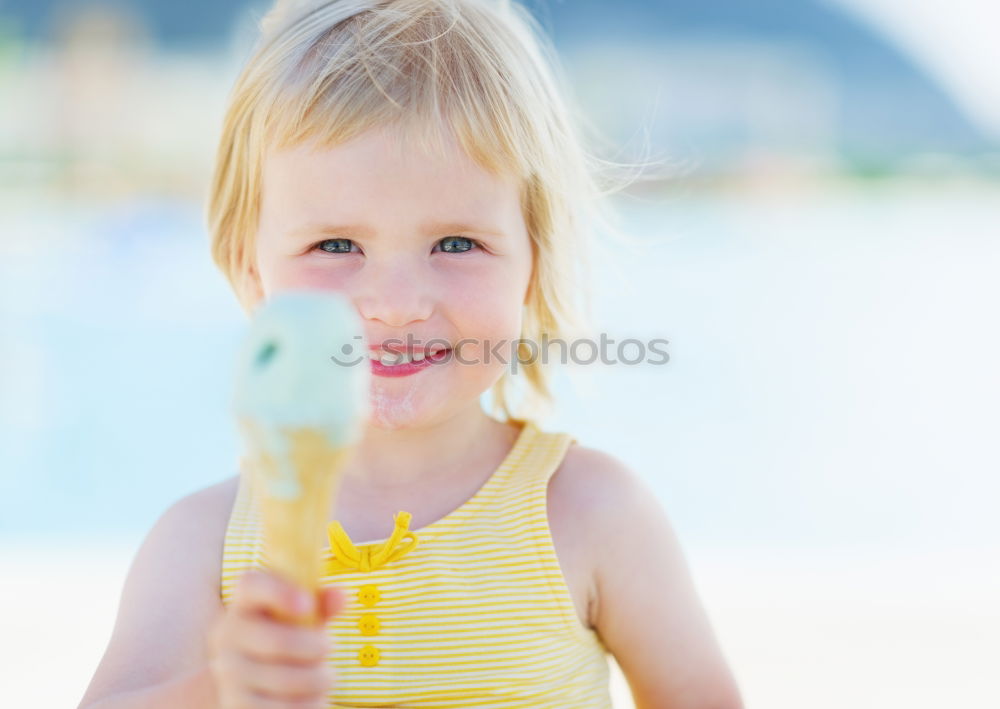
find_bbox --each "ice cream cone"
[232,291,370,626]
[243,425,352,624]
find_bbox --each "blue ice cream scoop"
[233,290,370,499]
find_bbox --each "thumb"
[318,585,348,622]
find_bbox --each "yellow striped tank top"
[220,420,613,708]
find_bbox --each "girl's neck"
[342,404,516,494]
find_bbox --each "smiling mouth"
[367,346,450,366]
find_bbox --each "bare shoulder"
[549,443,649,521]
[550,443,676,618]
[548,444,639,548]
[134,475,238,543]
[546,443,646,630]
[77,475,240,706]
[136,475,240,596]
[187,474,240,524]
[549,443,743,709]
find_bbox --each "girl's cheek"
[440,259,522,301]
[272,260,356,292]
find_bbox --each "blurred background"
[1,0,998,707]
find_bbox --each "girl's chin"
[368,409,418,430]
[366,390,431,430]
[365,391,480,431]
[364,368,503,429]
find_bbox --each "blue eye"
[437,236,479,253]
[312,236,481,255]
[314,238,356,254]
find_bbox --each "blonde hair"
[208,0,653,423]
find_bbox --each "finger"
[212,650,333,706]
[318,586,347,622]
[238,653,336,701]
[224,687,328,709]
[233,569,313,620]
[231,613,330,664]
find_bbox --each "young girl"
[79,1,741,707]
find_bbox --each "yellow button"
[358,613,380,636]
[357,584,380,607]
[359,645,380,667]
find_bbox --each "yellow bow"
[325,511,419,573]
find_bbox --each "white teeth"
[375,350,413,366]
[370,347,448,365]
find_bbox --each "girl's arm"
[76,479,236,709]
[77,667,217,709]
[569,450,744,709]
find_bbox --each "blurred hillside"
[0,0,997,200]
[537,0,995,168]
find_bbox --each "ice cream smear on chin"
[233,291,370,499]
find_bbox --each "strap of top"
[513,422,577,488]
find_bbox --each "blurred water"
[1,184,998,558]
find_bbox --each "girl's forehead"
[265,120,519,181]
[262,128,520,198]
[258,129,527,237]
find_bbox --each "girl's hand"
[207,569,346,709]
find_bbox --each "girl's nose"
[353,258,434,328]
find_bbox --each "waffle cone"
[243,425,352,625]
